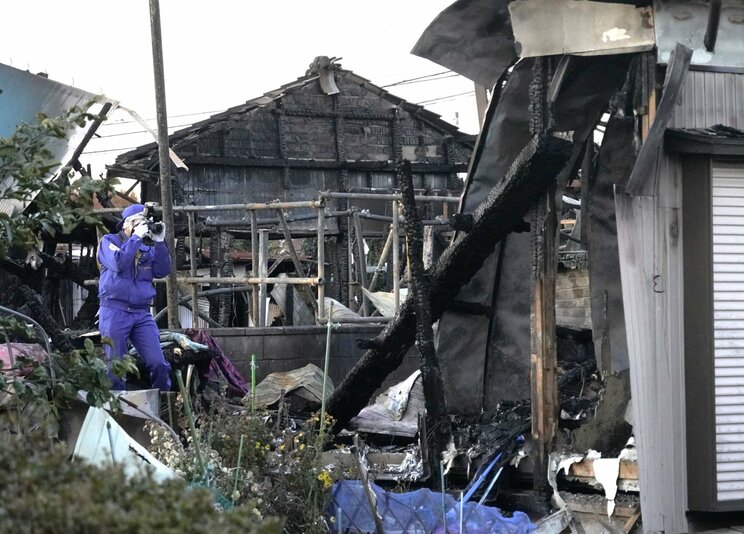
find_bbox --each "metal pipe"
[84,276,321,286]
[258,229,269,327]
[0,304,54,382]
[352,211,369,316]
[149,0,179,329]
[275,208,317,312]
[317,208,326,321]
[92,200,323,214]
[358,212,450,226]
[321,191,459,203]
[392,201,400,314]
[187,212,199,329]
[250,210,259,327]
[317,316,391,324]
[369,226,393,293]
[320,301,333,434]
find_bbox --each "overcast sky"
[1,1,478,175]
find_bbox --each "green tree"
[0,102,118,259]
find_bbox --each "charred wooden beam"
[399,160,452,477]
[704,0,722,52]
[327,133,573,431]
[449,213,475,232]
[626,43,692,196]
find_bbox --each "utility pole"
[149,0,179,328]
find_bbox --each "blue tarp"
[329,480,534,533]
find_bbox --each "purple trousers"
[99,306,172,390]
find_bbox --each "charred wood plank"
[399,160,452,476]
[327,134,573,431]
[626,43,692,196]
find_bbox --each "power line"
[92,121,197,139]
[381,70,455,88]
[85,146,140,155]
[99,71,462,127]
[99,109,223,127]
[416,91,475,105]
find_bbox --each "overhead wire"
[90,71,472,154]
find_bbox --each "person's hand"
[133,222,150,239]
[151,223,166,242]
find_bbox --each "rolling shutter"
[713,161,744,501]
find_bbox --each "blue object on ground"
[329,479,534,533]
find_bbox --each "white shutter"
[712,161,744,501]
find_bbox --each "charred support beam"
[327,134,573,431]
[704,0,722,52]
[399,160,452,478]
[626,43,692,196]
[530,186,559,494]
[218,231,234,326]
[449,213,475,233]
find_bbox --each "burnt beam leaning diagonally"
[327,133,573,431]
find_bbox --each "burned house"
[316,0,744,532]
[109,58,473,327]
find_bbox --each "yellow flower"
[317,470,332,490]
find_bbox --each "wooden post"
[250,210,259,326]
[258,229,269,327]
[187,212,199,329]
[399,160,452,482]
[474,83,489,128]
[148,0,179,329]
[530,186,559,492]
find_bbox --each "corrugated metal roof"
[671,70,744,130]
[0,62,118,216]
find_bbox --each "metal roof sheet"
[0,62,118,216]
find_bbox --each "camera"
[147,220,164,235]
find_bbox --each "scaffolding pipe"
[187,212,199,329]
[352,211,369,316]
[368,225,394,293]
[320,191,459,203]
[317,208,326,320]
[392,201,400,314]
[83,276,321,286]
[258,229,269,327]
[92,199,323,214]
[250,210,259,327]
[275,208,317,312]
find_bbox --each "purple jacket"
[97,232,172,311]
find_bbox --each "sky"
[0,1,479,177]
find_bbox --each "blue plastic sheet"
[329,480,534,533]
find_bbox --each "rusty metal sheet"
[411,0,516,88]
[509,0,655,58]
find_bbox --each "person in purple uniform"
[97,203,172,390]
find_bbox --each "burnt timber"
[328,134,573,431]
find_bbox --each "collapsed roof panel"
[0,63,118,216]
[509,0,655,58]
[411,0,517,89]
[654,0,744,70]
